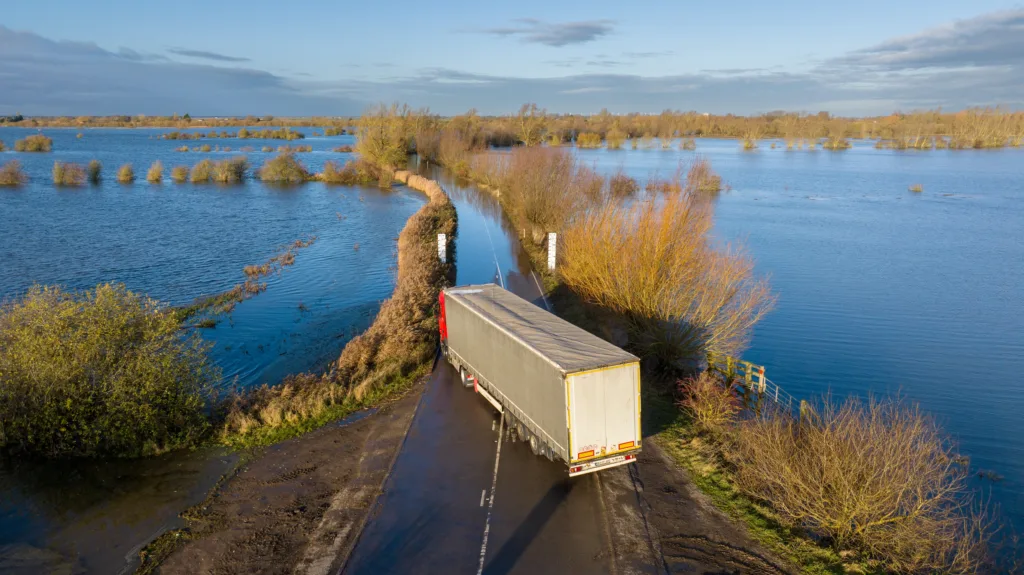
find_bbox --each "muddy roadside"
[627,439,795,574]
[139,379,425,575]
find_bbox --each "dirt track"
[155,384,424,575]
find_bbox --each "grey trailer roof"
[445,283,639,375]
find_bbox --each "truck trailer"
[439,283,642,477]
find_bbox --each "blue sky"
[2,1,1023,116]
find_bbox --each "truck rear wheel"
[529,435,540,455]
[459,367,472,388]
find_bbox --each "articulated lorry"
[439,284,642,477]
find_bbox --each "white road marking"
[480,489,486,507]
[531,271,551,311]
[481,217,505,289]
[477,411,505,575]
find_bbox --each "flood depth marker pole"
[547,232,557,271]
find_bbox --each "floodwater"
[0,127,424,573]
[574,139,1024,536]
[0,127,425,389]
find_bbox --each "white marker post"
[438,233,447,263]
[547,232,557,271]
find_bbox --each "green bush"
[14,134,53,152]
[0,284,218,458]
[259,152,310,184]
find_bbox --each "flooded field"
[575,139,1024,535]
[0,127,423,573]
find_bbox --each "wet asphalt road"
[343,360,619,575]
[344,278,630,575]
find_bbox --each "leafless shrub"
[87,160,102,184]
[117,164,135,183]
[0,161,27,186]
[608,170,639,197]
[147,161,163,183]
[679,372,739,431]
[171,165,188,183]
[559,183,774,366]
[496,147,602,245]
[52,162,86,186]
[731,396,993,574]
[213,157,249,184]
[190,160,214,183]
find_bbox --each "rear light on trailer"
[438,291,448,341]
[625,454,635,461]
[570,466,582,474]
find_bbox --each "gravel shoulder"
[154,382,425,575]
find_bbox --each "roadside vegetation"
[14,134,53,152]
[219,170,456,446]
[361,100,1007,573]
[0,161,28,186]
[0,284,217,458]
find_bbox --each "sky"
[2,0,1023,116]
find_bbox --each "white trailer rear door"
[567,363,640,463]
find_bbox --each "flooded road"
[343,169,655,575]
[0,448,237,574]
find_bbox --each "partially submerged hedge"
[220,170,455,445]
